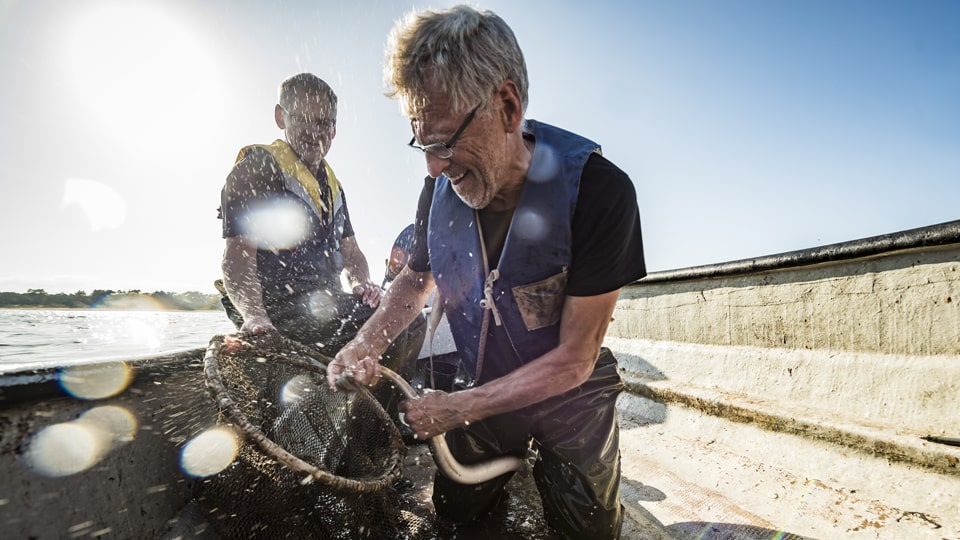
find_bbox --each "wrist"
[354,335,387,359]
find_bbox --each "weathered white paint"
[607,237,960,538]
[610,246,960,356]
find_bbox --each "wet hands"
[223,324,280,354]
[327,342,383,391]
[353,282,383,308]
[239,315,276,335]
[398,390,463,440]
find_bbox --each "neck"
[486,135,534,212]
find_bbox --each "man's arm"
[399,289,620,439]
[340,235,382,307]
[222,236,275,334]
[219,148,284,334]
[327,265,434,388]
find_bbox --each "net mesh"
[198,333,430,539]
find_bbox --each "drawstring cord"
[480,269,503,327]
[474,213,503,381]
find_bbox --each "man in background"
[382,223,415,288]
[217,72,423,363]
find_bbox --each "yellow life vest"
[235,139,341,225]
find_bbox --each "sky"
[0,0,957,294]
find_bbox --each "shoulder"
[577,153,637,208]
[225,146,282,194]
[234,145,280,176]
[582,153,633,190]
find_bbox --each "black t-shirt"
[409,152,646,296]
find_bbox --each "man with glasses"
[217,72,423,374]
[327,6,645,539]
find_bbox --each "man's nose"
[425,153,450,178]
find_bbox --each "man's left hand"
[398,390,467,440]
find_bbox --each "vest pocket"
[512,269,567,331]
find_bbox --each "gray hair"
[384,5,529,118]
[278,73,338,117]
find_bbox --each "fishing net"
[197,332,428,539]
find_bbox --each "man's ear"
[495,80,524,133]
[274,104,286,130]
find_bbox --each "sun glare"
[60,2,222,147]
[62,177,128,231]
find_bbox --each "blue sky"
[0,0,957,293]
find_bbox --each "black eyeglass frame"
[407,104,481,159]
[278,104,336,131]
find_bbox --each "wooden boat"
[2,221,958,539]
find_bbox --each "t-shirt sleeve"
[408,176,436,273]
[566,153,647,296]
[220,148,284,239]
[339,189,355,239]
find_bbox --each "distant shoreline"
[0,290,223,311]
[0,306,224,312]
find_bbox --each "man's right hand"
[240,315,275,335]
[327,342,382,391]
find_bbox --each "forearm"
[222,238,271,324]
[355,268,432,354]
[343,259,372,289]
[340,236,373,288]
[460,340,598,422]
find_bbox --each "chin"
[458,194,490,210]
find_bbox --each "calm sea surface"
[0,309,236,371]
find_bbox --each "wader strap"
[425,295,445,390]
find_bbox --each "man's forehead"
[283,91,333,108]
[411,97,458,130]
[286,98,335,115]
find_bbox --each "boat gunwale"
[634,219,960,284]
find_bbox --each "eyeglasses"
[279,104,336,131]
[408,104,480,160]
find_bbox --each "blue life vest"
[428,120,600,379]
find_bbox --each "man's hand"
[223,315,275,354]
[352,282,383,308]
[240,315,275,335]
[398,390,466,440]
[327,341,383,391]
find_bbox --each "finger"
[327,360,346,390]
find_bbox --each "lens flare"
[77,405,138,443]
[526,143,560,184]
[512,208,549,242]
[23,423,107,477]
[281,374,321,406]
[180,427,240,477]
[307,290,337,321]
[59,362,132,400]
[238,198,311,250]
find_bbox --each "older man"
[328,7,645,538]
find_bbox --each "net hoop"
[203,333,405,494]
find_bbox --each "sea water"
[0,309,236,371]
